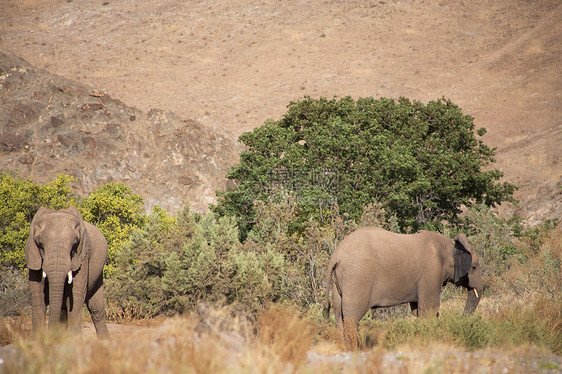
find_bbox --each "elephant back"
[84,222,108,259]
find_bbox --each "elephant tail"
[323,257,339,319]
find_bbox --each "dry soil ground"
[1,0,561,222]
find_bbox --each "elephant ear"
[68,207,90,272]
[453,234,473,284]
[25,207,48,270]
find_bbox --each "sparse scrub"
[105,205,193,317]
[106,204,288,317]
[0,315,31,346]
[257,304,314,367]
[357,298,560,354]
[0,267,29,317]
[460,204,521,279]
[494,222,561,297]
[2,302,559,373]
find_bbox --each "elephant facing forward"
[324,227,482,349]
[25,207,109,338]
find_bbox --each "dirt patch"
[1,0,560,219]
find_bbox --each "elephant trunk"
[46,267,69,329]
[463,287,481,315]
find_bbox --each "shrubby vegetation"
[1,97,560,359]
[213,96,517,238]
[79,182,147,274]
[105,198,335,318]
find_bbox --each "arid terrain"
[1,1,561,371]
[1,0,560,221]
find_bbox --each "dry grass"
[492,225,562,298]
[0,316,31,347]
[257,304,313,367]
[1,299,560,374]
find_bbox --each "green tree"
[0,173,77,269]
[213,96,517,238]
[79,182,147,273]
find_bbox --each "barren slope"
[1,0,560,220]
[0,52,240,213]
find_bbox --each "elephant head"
[25,207,89,329]
[453,234,483,314]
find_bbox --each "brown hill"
[1,0,560,222]
[0,51,240,213]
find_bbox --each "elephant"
[25,207,109,338]
[324,227,482,349]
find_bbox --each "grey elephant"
[324,227,482,349]
[25,207,109,338]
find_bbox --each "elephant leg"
[67,283,84,334]
[341,291,369,351]
[333,284,343,331]
[86,283,109,338]
[29,273,47,333]
[417,283,441,317]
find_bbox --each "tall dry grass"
[257,304,314,367]
[1,298,560,374]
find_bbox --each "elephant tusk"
[68,271,73,284]
[43,271,46,279]
[474,289,479,299]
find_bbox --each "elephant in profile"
[324,227,482,349]
[25,207,109,338]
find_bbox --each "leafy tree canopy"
[213,96,517,238]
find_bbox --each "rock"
[0,51,241,214]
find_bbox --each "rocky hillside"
[1,0,560,222]
[0,52,240,213]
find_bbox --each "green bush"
[106,206,240,317]
[229,247,286,310]
[213,96,517,238]
[105,206,182,317]
[106,202,295,317]
[79,182,147,273]
[458,204,521,280]
[0,173,77,269]
[106,200,343,317]
[494,223,561,297]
